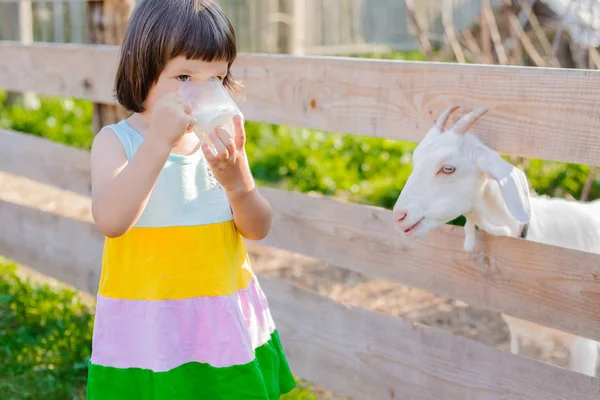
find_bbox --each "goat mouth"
[403,217,425,236]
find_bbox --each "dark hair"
[115,0,239,113]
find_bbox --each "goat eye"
[441,165,456,174]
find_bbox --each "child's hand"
[202,115,255,198]
[148,93,196,149]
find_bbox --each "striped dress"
[87,120,296,399]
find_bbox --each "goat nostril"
[395,212,407,222]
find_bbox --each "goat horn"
[435,105,460,131]
[452,108,489,135]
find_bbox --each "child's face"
[143,56,229,115]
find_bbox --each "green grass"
[0,260,92,400]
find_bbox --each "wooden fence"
[2,40,600,399]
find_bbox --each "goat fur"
[469,172,600,376]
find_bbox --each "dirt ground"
[1,171,590,399]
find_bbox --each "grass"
[0,260,91,400]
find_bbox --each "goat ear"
[473,146,532,224]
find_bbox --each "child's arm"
[202,116,272,240]
[91,130,171,237]
[91,94,194,238]
[226,179,272,241]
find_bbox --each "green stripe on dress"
[86,331,295,400]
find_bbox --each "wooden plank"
[268,0,279,53]
[322,0,338,46]
[235,57,600,170]
[0,200,103,294]
[3,129,600,341]
[68,0,85,43]
[53,1,65,43]
[3,0,34,107]
[312,0,322,47]
[247,0,258,52]
[0,129,92,196]
[3,42,600,165]
[1,184,598,399]
[38,1,51,42]
[338,0,351,48]
[288,0,305,55]
[263,276,600,400]
[19,0,33,44]
[350,0,363,44]
[0,42,117,104]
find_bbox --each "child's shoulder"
[92,120,138,160]
[93,122,121,146]
[91,123,128,160]
[95,119,131,140]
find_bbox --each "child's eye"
[176,75,191,82]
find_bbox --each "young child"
[86,0,296,398]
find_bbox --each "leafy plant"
[0,260,93,400]
[0,91,94,149]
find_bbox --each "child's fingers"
[201,143,219,167]
[209,132,229,163]
[215,127,236,163]
[233,115,246,151]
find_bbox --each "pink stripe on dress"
[90,278,276,372]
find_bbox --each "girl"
[86,0,296,398]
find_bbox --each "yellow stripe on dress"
[98,220,254,300]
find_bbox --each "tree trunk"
[87,0,134,134]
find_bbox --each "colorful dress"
[87,120,296,399]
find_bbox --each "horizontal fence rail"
[3,41,600,166]
[3,128,600,343]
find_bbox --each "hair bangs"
[170,2,237,64]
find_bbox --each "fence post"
[69,1,86,43]
[87,0,133,134]
[5,0,34,107]
[278,0,304,55]
[53,1,65,43]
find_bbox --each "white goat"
[392,105,600,376]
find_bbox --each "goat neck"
[464,176,529,249]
